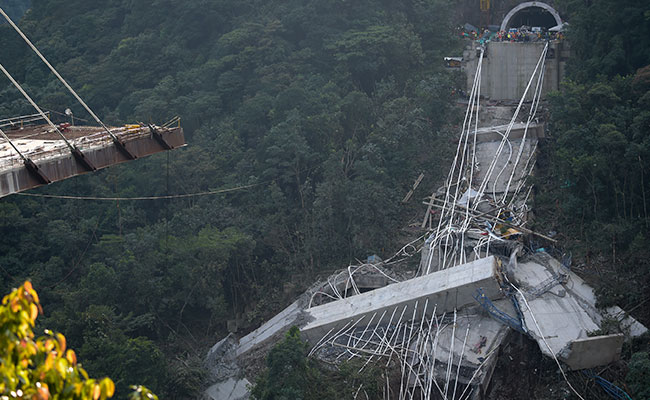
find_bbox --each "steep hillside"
[531,1,650,397]
[535,0,650,326]
[0,0,461,398]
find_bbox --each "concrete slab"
[234,300,303,358]
[474,122,544,143]
[205,334,241,382]
[301,256,503,343]
[474,138,536,193]
[0,125,185,197]
[464,41,567,101]
[205,378,250,400]
[432,311,510,369]
[477,105,518,127]
[512,253,647,368]
[514,260,600,357]
[560,334,625,371]
[525,253,648,338]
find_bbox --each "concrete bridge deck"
[0,123,185,197]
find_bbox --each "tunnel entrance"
[508,7,558,29]
[500,2,562,31]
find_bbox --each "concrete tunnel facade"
[500,2,563,31]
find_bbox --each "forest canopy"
[535,0,650,323]
[0,0,459,398]
[4,0,648,398]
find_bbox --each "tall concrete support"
[464,41,567,101]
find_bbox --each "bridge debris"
[204,13,646,400]
[302,256,503,344]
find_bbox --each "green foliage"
[164,354,207,399]
[0,281,159,399]
[127,386,158,400]
[561,0,650,81]
[79,316,166,399]
[251,327,385,400]
[543,75,650,229]
[626,352,650,399]
[0,0,30,22]
[535,1,650,384]
[0,0,460,397]
[251,327,310,400]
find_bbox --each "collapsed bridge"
[204,3,646,400]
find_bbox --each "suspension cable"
[0,126,28,162]
[0,127,51,184]
[0,62,96,171]
[0,63,75,151]
[0,8,119,144]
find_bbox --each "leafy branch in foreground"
[0,281,157,400]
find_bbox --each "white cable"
[502,43,548,199]
[452,320,470,400]
[509,279,586,400]
[490,129,514,205]
[427,49,484,274]
[473,42,548,205]
[0,7,124,145]
[0,62,76,151]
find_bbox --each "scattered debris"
[402,172,425,203]
[204,15,647,400]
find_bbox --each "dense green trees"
[0,0,29,22]
[251,327,383,400]
[560,0,650,81]
[0,280,160,400]
[536,0,650,305]
[0,0,459,397]
[251,327,311,400]
[626,351,650,399]
[535,0,650,383]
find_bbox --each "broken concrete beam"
[474,122,545,143]
[301,256,503,344]
[0,126,185,197]
[204,377,250,400]
[474,139,536,193]
[234,300,304,358]
[514,260,601,358]
[316,272,390,303]
[228,265,399,360]
[518,254,648,338]
[513,253,647,370]
[560,334,625,371]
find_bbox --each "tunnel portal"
[500,1,562,31]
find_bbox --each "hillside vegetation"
[536,1,650,396]
[0,0,29,21]
[0,0,459,397]
[3,0,649,398]
[536,0,650,321]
